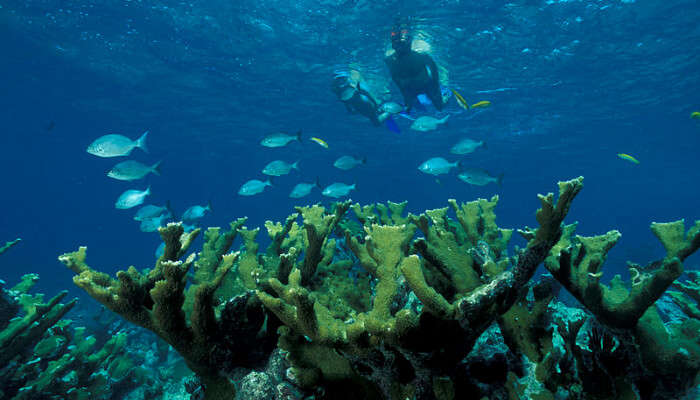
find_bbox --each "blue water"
[1,0,699,299]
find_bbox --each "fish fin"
[151,161,162,176]
[136,131,149,153]
[497,174,504,186]
[295,130,302,142]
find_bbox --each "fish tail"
[151,160,162,176]
[165,200,174,216]
[481,141,487,150]
[137,130,149,153]
[295,130,302,142]
[293,160,300,170]
[441,115,450,124]
[145,185,151,195]
[497,173,504,186]
[361,156,367,164]
[315,177,322,188]
[206,200,213,212]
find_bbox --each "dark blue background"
[1,0,698,300]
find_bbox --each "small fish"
[450,138,486,155]
[263,160,299,176]
[134,203,170,221]
[322,182,356,198]
[290,179,321,198]
[260,131,301,148]
[458,168,503,186]
[310,137,329,148]
[107,160,161,181]
[238,179,272,196]
[182,202,212,223]
[381,102,404,114]
[691,111,700,120]
[410,115,450,132]
[471,100,491,109]
[140,214,170,232]
[333,155,366,170]
[418,157,460,176]
[87,131,149,158]
[451,89,470,110]
[617,153,640,164]
[115,186,151,209]
[155,242,165,258]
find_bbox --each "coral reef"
[0,238,21,256]
[59,223,278,400]
[0,272,155,399]
[57,177,700,399]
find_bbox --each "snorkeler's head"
[391,24,412,55]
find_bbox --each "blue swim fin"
[385,116,401,134]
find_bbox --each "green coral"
[0,273,147,400]
[59,223,241,400]
[256,177,584,399]
[543,220,700,329]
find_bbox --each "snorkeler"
[385,22,444,112]
[332,74,389,125]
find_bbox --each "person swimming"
[385,22,444,112]
[332,73,389,125]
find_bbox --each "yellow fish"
[471,100,491,109]
[691,111,700,119]
[451,89,470,110]
[310,137,328,148]
[617,153,640,164]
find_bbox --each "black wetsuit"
[385,50,443,111]
[333,78,383,125]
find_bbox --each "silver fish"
[322,182,356,198]
[458,168,503,186]
[381,102,404,114]
[262,160,299,176]
[410,115,449,132]
[134,203,169,221]
[87,131,149,158]
[140,214,170,232]
[107,160,161,181]
[289,179,321,198]
[260,131,301,148]
[115,186,151,209]
[238,179,271,196]
[450,138,485,155]
[333,156,366,171]
[155,242,165,258]
[182,203,211,223]
[418,157,460,176]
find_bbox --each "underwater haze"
[1,0,699,398]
